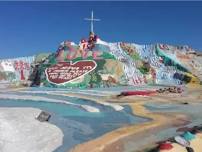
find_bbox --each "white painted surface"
[0,108,63,152]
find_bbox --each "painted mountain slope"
[30,38,201,88]
[0,37,201,88]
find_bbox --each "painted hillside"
[1,34,202,88]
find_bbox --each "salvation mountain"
[0,37,202,88]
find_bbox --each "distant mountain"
[1,36,202,88]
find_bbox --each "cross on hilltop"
[84,11,100,34]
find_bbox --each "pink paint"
[64,41,103,60]
[121,90,156,96]
[92,51,102,60]
[14,60,30,81]
[159,44,169,50]
[66,42,78,60]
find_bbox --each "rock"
[182,102,189,105]
[36,111,51,122]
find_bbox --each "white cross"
[84,11,100,33]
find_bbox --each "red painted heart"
[45,60,97,85]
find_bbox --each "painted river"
[0,87,149,152]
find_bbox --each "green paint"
[101,52,116,59]
[131,53,140,60]
[138,66,149,74]
[156,45,189,73]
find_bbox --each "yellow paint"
[185,72,200,85]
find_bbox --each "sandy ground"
[69,85,202,152]
[0,107,63,152]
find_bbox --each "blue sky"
[0,1,202,58]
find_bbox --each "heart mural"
[45,60,97,85]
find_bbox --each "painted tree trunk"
[20,70,25,80]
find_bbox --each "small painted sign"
[45,60,97,85]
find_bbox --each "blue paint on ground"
[145,102,202,126]
[0,92,149,152]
